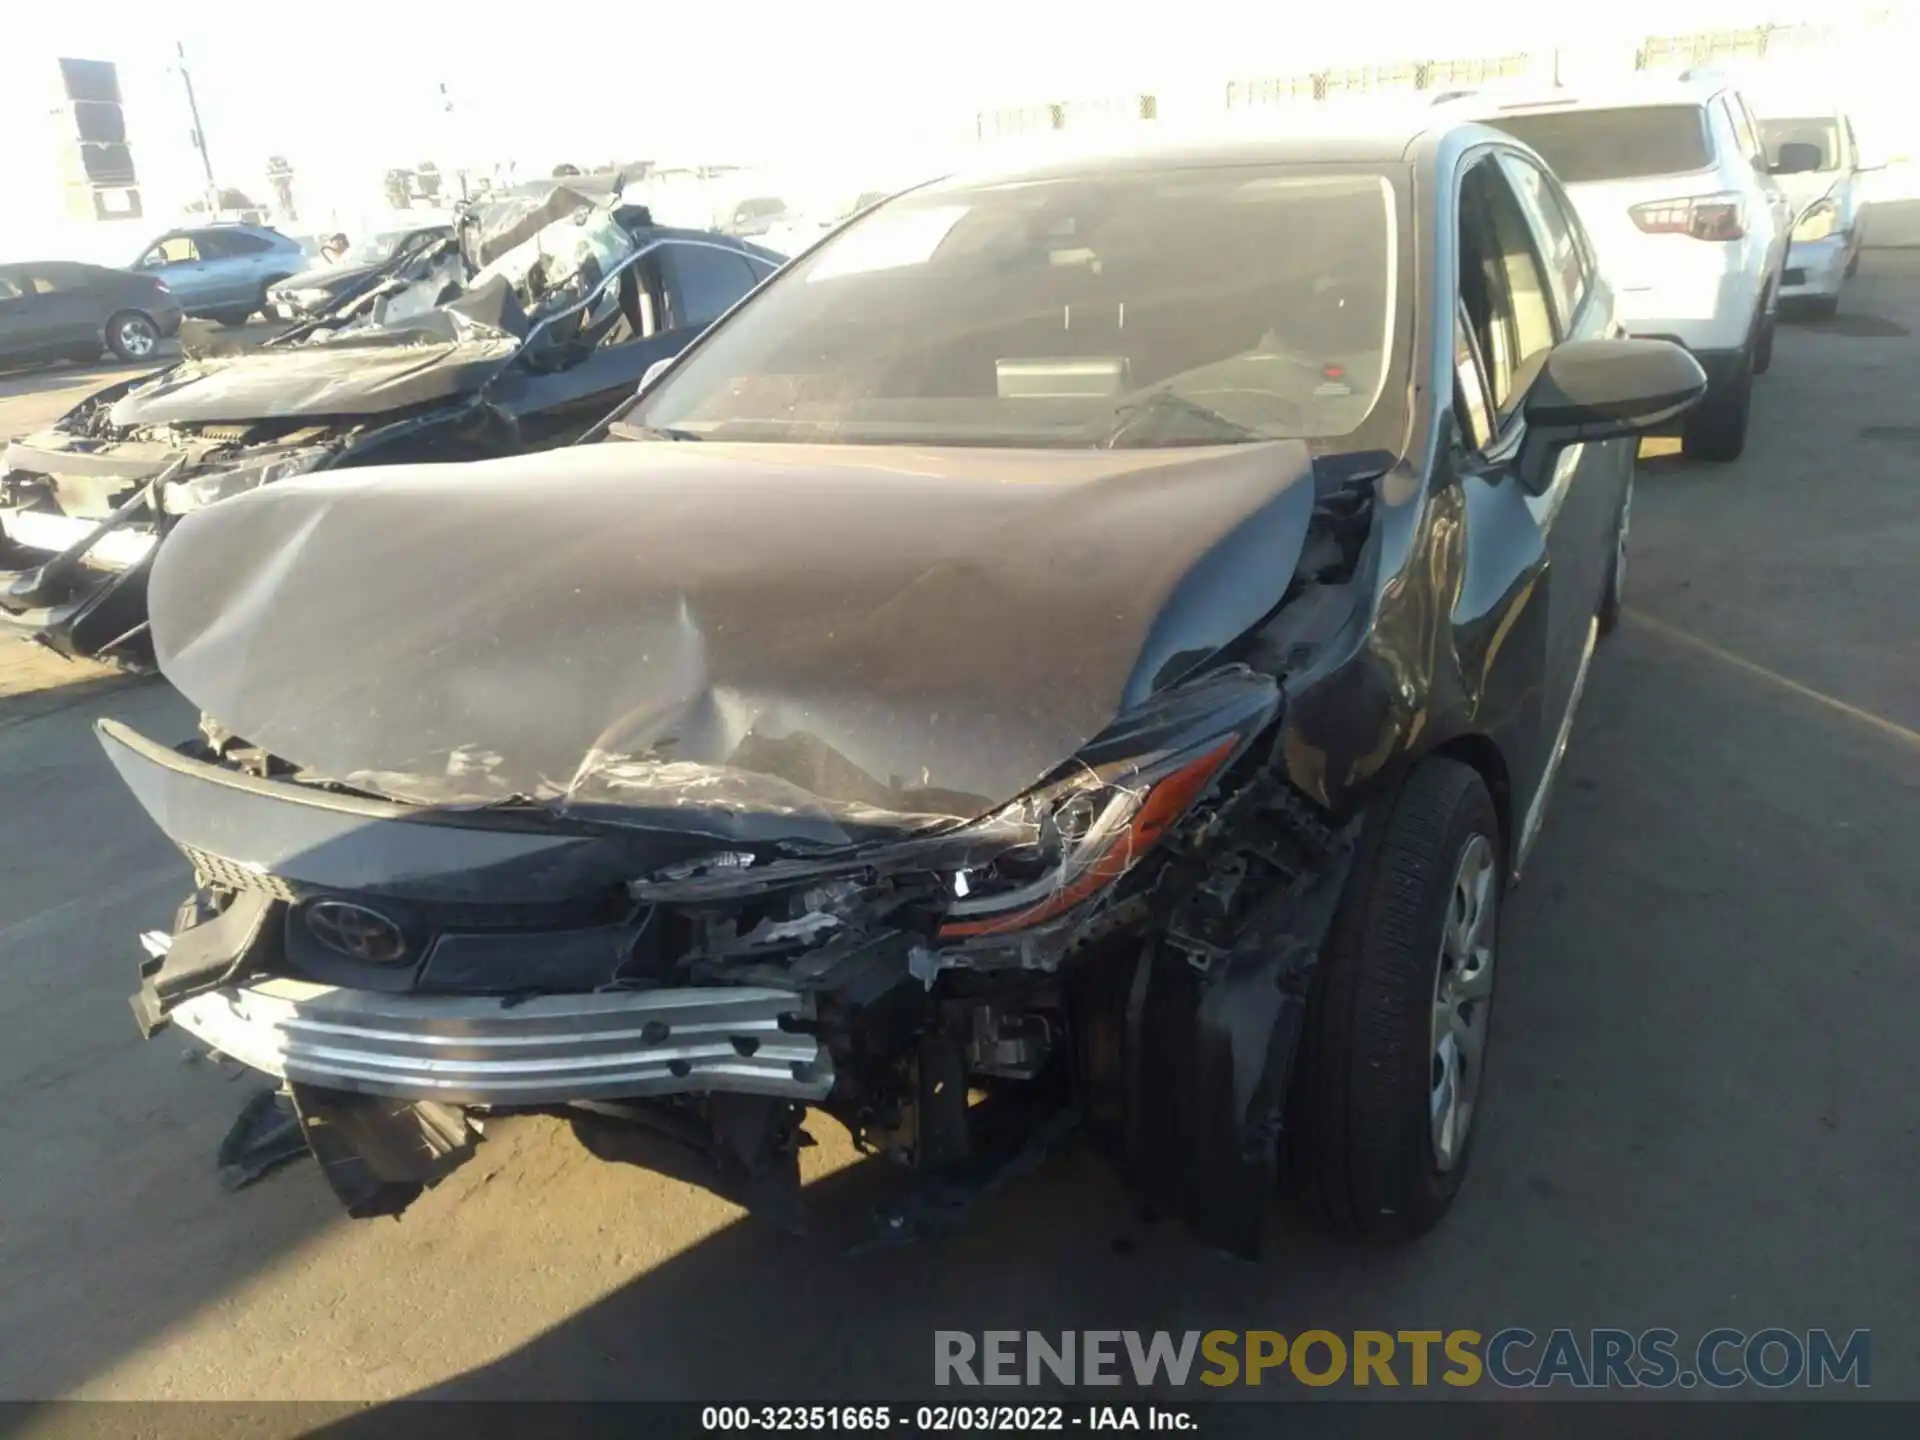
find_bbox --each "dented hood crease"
[106,335,520,426]
[148,440,1318,835]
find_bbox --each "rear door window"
[1482,106,1713,183]
[661,244,758,329]
[1727,94,1767,169]
[220,229,276,255]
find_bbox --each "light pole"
[438,80,471,202]
[175,40,219,215]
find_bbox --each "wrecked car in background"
[264,223,456,321]
[101,122,1704,1252]
[0,185,781,666]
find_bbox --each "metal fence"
[974,5,1909,140]
[1636,22,1843,74]
[1225,53,1531,110]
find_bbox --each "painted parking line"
[1625,608,1920,751]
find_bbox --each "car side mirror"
[639,357,673,393]
[1770,142,1823,176]
[1518,339,1707,486]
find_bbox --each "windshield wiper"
[1098,388,1258,448]
[608,421,703,442]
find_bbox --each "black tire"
[104,309,160,361]
[215,309,254,329]
[1597,467,1632,638]
[1751,308,1775,375]
[1287,758,1503,1241]
[1681,347,1752,463]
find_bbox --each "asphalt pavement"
[0,261,1915,1406]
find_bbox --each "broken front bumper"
[0,489,160,662]
[169,975,833,1105]
[98,718,835,1109]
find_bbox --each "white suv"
[1453,80,1791,461]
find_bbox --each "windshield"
[344,230,414,266]
[626,164,1407,450]
[467,206,634,315]
[1484,106,1713,183]
[1761,117,1843,172]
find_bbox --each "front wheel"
[1287,758,1503,1241]
[105,310,160,361]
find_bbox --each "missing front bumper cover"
[165,978,835,1106]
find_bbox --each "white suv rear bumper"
[1611,266,1766,355]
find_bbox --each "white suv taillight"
[1629,194,1747,242]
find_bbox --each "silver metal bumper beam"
[171,978,833,1106]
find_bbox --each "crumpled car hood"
[148,439,1316,837]
[106,335,520,426]
[273,261,379,294]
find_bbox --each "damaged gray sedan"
[99,120,1704,1253]
[0,185,779,666]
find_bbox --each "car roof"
[1440,76,1729,118]
[181,222,288,237]
[1745,97,1849,122]
[920,117,1465,191]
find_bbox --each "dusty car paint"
[147,440,1320,824]
[98,124,1697,1253]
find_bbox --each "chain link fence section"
[1225,53,1530,111]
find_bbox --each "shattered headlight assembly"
[938,676,1279,941]
[1792,200,1840,244]
[160,448,330,516]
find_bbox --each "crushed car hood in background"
[148,440,1317,828]
[106,333,521,426]
[467,184,602,268]
[273,260,380,295]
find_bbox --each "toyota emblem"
[305,899,410,965]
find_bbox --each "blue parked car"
[128,223,307,326]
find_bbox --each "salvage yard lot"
[1,258,1916,1403]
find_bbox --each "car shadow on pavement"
[0,355,167,402]
[0,652,151,734]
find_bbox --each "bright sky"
[1,0,1900,225]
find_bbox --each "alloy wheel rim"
[1430,832,1497,1172]
[120,319,155,357]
